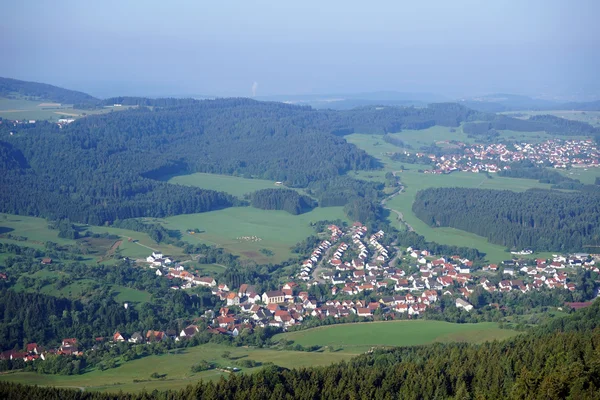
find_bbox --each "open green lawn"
[345,133,560,263]
[167,172,304,198]
[274,320,519,354]
[0,344,355,393]
[155,206,349,264]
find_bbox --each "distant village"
[402,139,600,174]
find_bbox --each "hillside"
[0,77,97,105]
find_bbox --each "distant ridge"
[0,77,98,105]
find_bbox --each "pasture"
[0,97,134,121]
[0,344,355,393]
[157,206,349,263]
[167,172,302,198]
[274,320,518,354]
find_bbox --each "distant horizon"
[4,74,599,104]
[2,1,599,102]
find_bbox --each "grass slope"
[274,320,519,353]
[167,172,302,198]
[0,344,354,393]
[0,213,184,262]
[156,206,349,263]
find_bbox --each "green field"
[345,134,559,263]
[554,167,600,185]
[274,320,519,353]
[167,172,303,198]
[0,213,185,262]
[0,344,355,393]
[0,98,134,121]
[156,206,349,263]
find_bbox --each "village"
[400,138,600,174]
[3,221,598,364]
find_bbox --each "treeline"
[463,114,599,136]
[249,189,316,214]
[2,301,599,399]
[413,187,600,252]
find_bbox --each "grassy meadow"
[154,206,349,264]
[0,344,355,393]
[167,172,303,198]
[0,213,185,262]
[553,167,600,185]
[274,320,518,354]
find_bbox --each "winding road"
[380,171,414,232]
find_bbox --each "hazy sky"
[1,0,599,99]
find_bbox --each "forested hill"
[412,187,600,252]
[2,301,599,399]
[0,99,377,224]
[0,77,97,104]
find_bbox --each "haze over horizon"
[1,0,599,100]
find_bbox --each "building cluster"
[403,139,600,174]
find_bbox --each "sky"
[1,0,599,99]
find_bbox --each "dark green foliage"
[307,176,383,207]
[1,99,383,224]
[249,189,316,214]
[343,198,382,224]
[413,187,600,252]
[0,77,97,104]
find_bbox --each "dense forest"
[1,301,599,399]
[0,77,97,104]
[249,189,316,214]
[412,187,600,252]
[0,99,377,224]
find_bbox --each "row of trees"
[413,187,600,252]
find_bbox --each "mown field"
[345,133,559,263]
[274,320,519,354]
[0,98,133,121]
[155,206,349,264]
[0,344,355,393]
[167,172,304,198]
